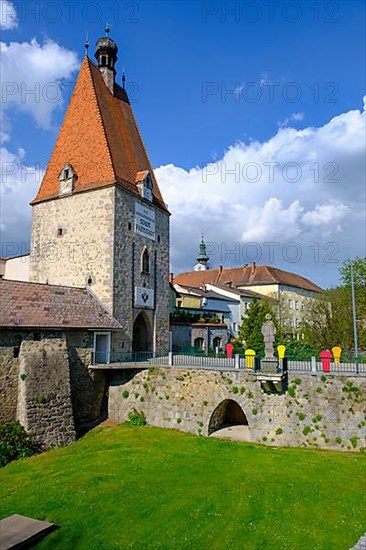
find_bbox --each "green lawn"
[1,425,365,549]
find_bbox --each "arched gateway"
[132,313,152,352]
[208,399,248,435]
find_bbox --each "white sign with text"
[135,203,155,241]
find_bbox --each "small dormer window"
[135,171,153,202]
[59,163,76,196]
[145,174,153,190]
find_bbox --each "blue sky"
[1,0,365,287]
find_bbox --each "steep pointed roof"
[31,57,167,211]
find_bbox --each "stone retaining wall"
[0,347,19,422]
[17,338,76,449]
[108,367,366,452]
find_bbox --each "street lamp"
[350,262,359,373]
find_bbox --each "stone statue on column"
[261,314,276,359]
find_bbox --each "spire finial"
[105,22,110,36]
[84,32,89,56]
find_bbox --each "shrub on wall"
[126,409,147,426]
[0,420,37,467]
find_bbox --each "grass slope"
[1,425,365,549]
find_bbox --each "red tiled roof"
[0,279,122,330]
[31,57,167,211]
[174,265,322,293]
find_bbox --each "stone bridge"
[107,366,366,452]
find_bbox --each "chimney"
[169,273,174,284]
[251,262,256,275]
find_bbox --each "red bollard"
[320,350,332,373]
[225,343,234,359]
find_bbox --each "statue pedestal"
[260,358,279,374]
[255,357,288,394]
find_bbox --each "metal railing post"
[168,352,173,366]
[311,356,317,375]
[235,354,240,369]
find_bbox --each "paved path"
[210,425,251,442]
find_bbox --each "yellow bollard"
[245,349,256,369]
[277,345,286,360]
[332,346,342,364]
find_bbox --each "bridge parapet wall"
[108,367,366,452]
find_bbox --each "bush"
[275,427,283,435]
[350,436,358,449]
[0,420,36,467]
[122,390,129,399]
[126,409,146,426]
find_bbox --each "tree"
[302,258,366,353]
[238,299,283,356]
[340,257,366,288]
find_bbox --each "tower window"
[128,222,132,230]
[57,227,64,237]
[59,163,76,196]
[102,55,107,65]
[141,248,150,274]
[87,275,93,285]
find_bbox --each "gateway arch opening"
[132,313,152,352]
[208,399,248,436]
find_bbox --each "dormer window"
[59,163,76,196]
[135,170,153,202]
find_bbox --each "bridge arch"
[208,399,248,435]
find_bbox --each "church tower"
[193,235,210,271]
[29,31,170,355]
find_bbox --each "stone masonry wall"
[113,187,170,354]
[17,338,76,449]
[0,347,19,422]
[66,331,106,427]
[30,187,115,312]
[108,367,366,453]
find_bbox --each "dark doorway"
[208,399,248,435]
[133,313,151,352]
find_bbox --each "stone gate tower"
[29,32,170,355]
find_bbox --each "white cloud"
[0,0,17,30]
[156,99,366,285]
[0,31,78,255]
[302,202,350,227]
[1,38,79,128]
[279,111,305,127]
[0,145,41,253]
